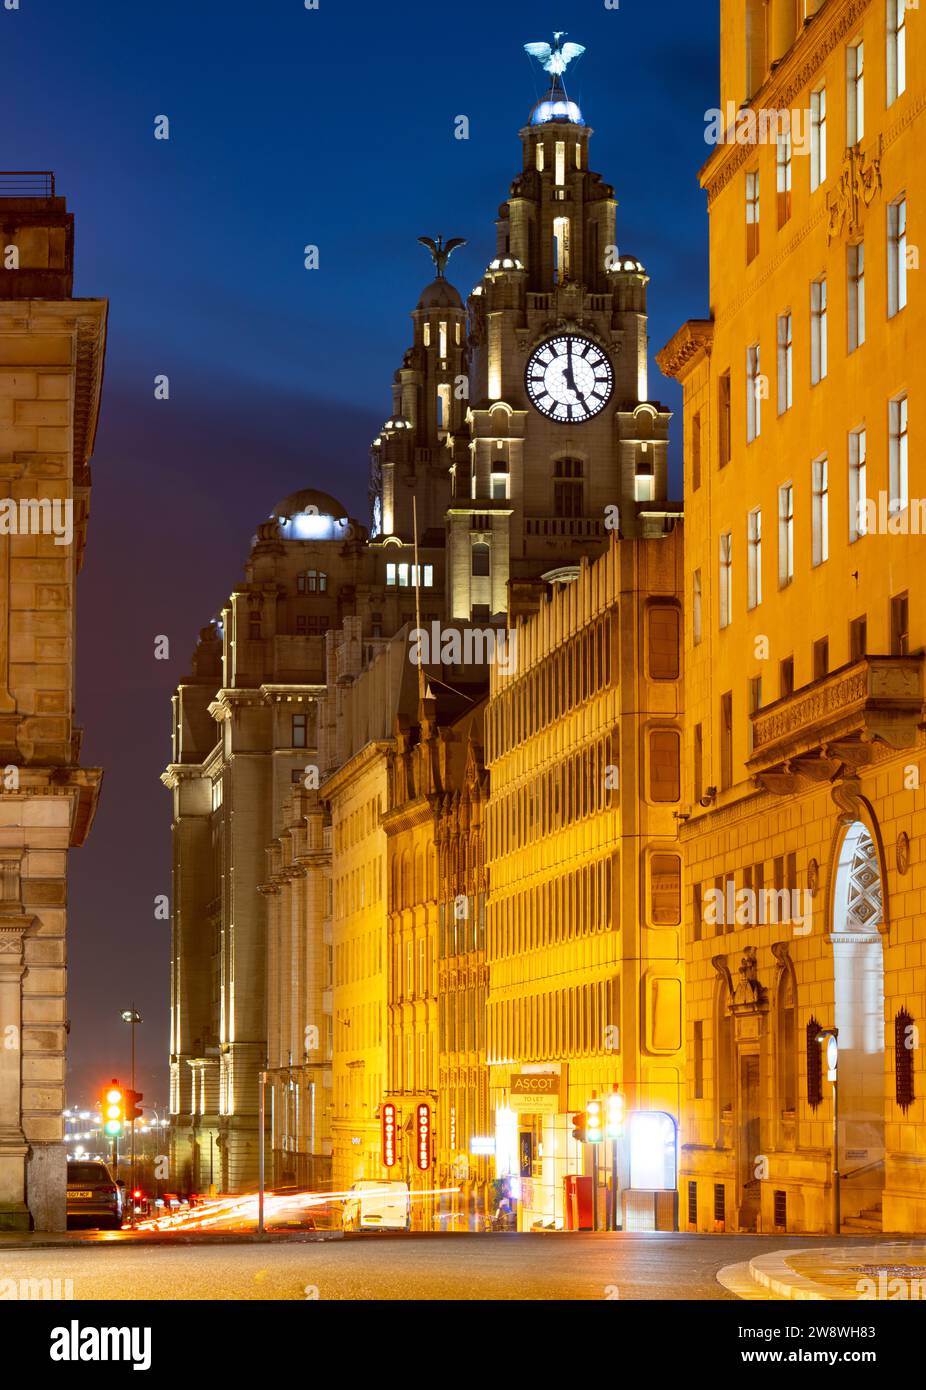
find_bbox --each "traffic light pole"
[591,1146,599,1232]
[130,1011,136,1228]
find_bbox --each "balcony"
[747,656,923,809]
[524,516,606,539]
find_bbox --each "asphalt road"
[0,1232,867,1300]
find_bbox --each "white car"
[341,1180,410,1232]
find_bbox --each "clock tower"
[447,40,674,622]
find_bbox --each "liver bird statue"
[417,235,467,279]
[524,32,585,78]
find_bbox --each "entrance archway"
[831,820,886,1228]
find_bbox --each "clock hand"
[563,350,579,399]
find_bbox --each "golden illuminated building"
[485,528,684,1229]
[659,0,925,1233]
[0,175,104,1230]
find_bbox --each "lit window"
[491,469,509,500]
[437,382,451,431]
[810,87,827,191]
[635,473,655,502]
[423,322,431,347]
[575,142,582,169]
[887,0,907,106]
[746,170,760,262]
[811,277,827,384]
[555,140,565,186]
[778,483,794,588]
[719,532,732,630]
[849,428,868,542]
[777,312,792,414]
[776,130,792,227]
[747,508,762,610]
[812,456,829,567]
[889,394,909,516]
[439,321,448,358]
[888,197,907,317]
[848,243,865,352]
[386,562,396,586]
[746,343,761,441]
[553,216,570,283]
[536,142,545,172]
[847,42,864,145]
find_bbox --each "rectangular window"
[887,0,907,106]
[649,729,681,803]
[812,456,829,567]
[850,614,868,662]
[811,277,827,384]
[694,1021,704,1099]
[888,198,907,317]
[777,312,792,415]
[889,394,909,515]
[780,655,795,699]
[553,215,570,283]
[776,129,792,227]
[292,713,307,749]
[718,371,731,467]
[891,591,909,656]
[813,636,829,682]
[748,674,763,754]
[746,343,761,441]
[693,723,703,803]
[535,142,545,172]
[691,410,702,491]
[555,140,565,186]
[746,169,760,262]
[849,428,868,542]
[847,41,864,145]
[693,568,702,646]
[747,507,762,610]
[719,692,733,793]
[848,243,865,352]
[719,532,733,629]
[810,87,827,191]
[778,483,794,588]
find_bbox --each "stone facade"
[659,0,926,1234]
[0,176,105,1230]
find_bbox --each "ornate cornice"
[655,320,714,382]
[702,0,874,206]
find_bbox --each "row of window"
[438,895,487,958]
[486,978,620,1064]
[487,858,614,960]
[698,401,910,640]
[743,3,907,259]
[696,592,909,795]
[488,737,616,856]
[334,926,383,986]
[438,981,486,1057]
[484,614,615,761]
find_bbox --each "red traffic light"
[571,1110,586,1143]
[125,1089,144,1123]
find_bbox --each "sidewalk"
[718,1242,926,1300]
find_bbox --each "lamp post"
[121,1008,142,1225]
[816,1028,840,1235]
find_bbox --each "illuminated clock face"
[525,334,613,422]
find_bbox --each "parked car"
[66,1159,124,1230]
[341,1180,410,1232]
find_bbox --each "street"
[0,1232,884,1301]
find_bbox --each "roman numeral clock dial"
[525,334,614,422]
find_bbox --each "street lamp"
[816,1028,840,1235]
[121,1007,142,1224]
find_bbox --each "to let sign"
[509,1072,562,1113]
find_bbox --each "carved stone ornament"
[897,831,910,876]
[732,946,767,1009]
[807,858,820,897]
[827,137,883,244]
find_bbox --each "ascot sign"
[509,1072,562,1113]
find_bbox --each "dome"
[417,278,464,310]
[529,78,584,126]
[487,256,525,273]
[271,488,349,522]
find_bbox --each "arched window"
[297,570,327,593]
[777,966,797,1115]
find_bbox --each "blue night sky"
[1,0,716,1103]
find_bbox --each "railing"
[524,516,606,538]
[0,171,55,197]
